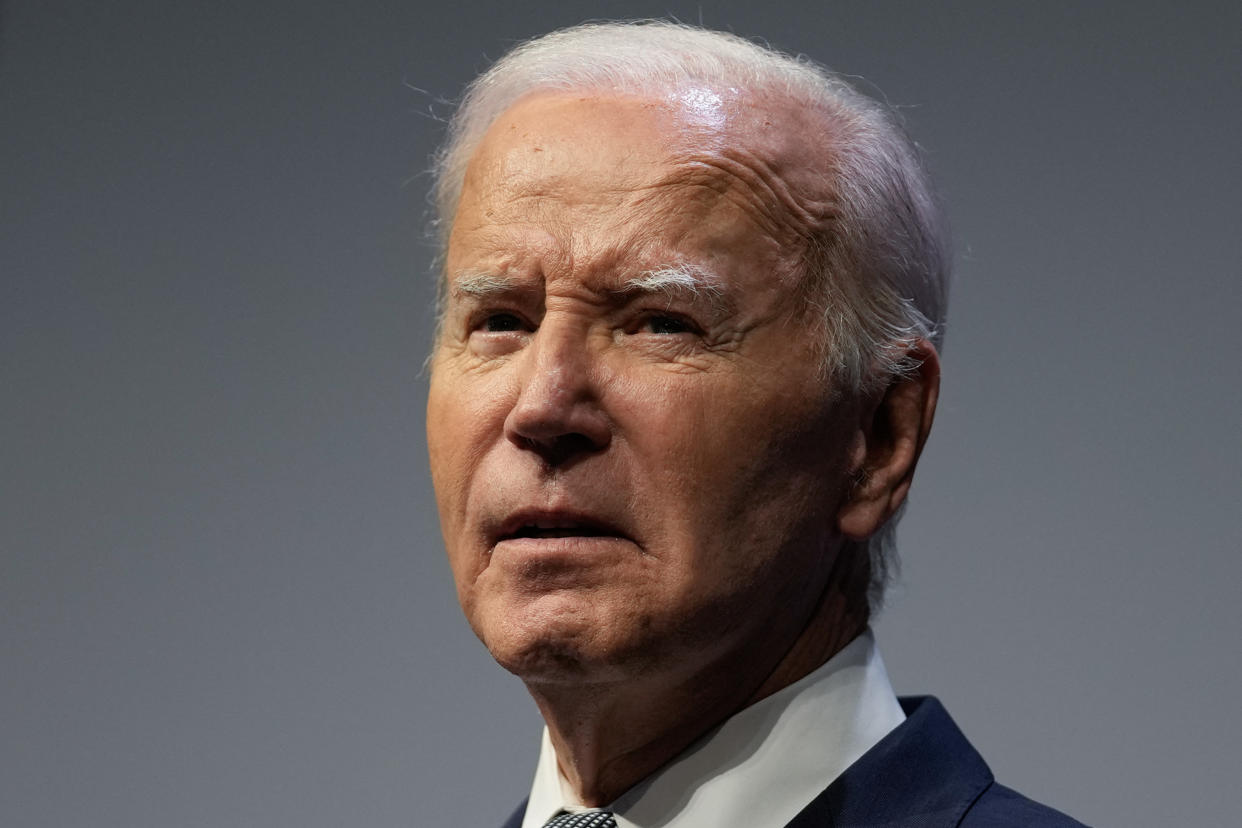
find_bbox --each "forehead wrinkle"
[485,139,662,218]
[446,199,576,284]
[655,148,835,250]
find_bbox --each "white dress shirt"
[520,629,905,828]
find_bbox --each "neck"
[526,551,870,807]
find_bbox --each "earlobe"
[837,341,940,540]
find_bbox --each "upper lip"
[493,508,628,542]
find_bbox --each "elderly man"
[426,21,1082,828]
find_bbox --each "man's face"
[427,91,861,686]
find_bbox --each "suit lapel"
[784,697,994,827]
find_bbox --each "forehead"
[446,89,828,285]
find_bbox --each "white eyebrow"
[620,265,725,304]
[447,265,728,307]
[449,271,516,297]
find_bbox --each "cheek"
[610,367,845,561]
[615,365,831,483]
[602,377,726,546]
[425,381,463,508]
[426,367,510,535]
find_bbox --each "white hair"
[430,21,950,610]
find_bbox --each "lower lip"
[491,535,632,558]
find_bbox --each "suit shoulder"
[961,782,1088,827]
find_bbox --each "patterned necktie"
[542,809,618,828]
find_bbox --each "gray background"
[4,2,1239,826]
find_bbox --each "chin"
[491,639,600,684]
[474,597,659,685]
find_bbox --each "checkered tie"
[542,810,618,828]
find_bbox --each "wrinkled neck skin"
[526,548,870,807]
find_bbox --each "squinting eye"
[480,313,524,332]
[644,315,694,335]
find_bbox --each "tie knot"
[542,809,618,828]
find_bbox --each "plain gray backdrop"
[4,2,1240,826]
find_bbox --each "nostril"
[503,392,611,461]
[554,432,605,454]
[516,431,607,468]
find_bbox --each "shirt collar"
[521,629,904,828]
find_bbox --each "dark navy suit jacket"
[499,697,1085,827]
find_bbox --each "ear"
[837,340,941,540]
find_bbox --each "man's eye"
[479,312,525,332]
[643,315,695,335]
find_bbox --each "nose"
[503,324,612,466]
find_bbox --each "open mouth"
[495,513,625,543]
